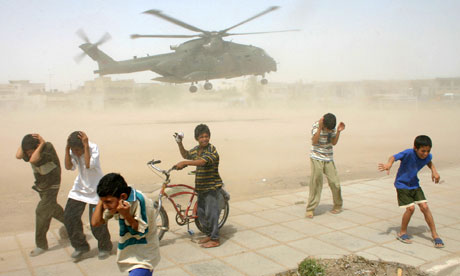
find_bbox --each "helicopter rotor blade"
[143,9,207,34]
[224,29,300,37]
[76,29,90,44]
[131,34,200,39]
[74,52,87,63]
[220,6,280,34]
[94,32,111,46]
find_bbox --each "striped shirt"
[310,121,337,162]
[186,143,223,192]
[103,188,160,273]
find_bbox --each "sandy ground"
[1,97,459,234]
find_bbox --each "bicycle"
[147,159,230,240]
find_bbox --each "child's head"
[413,135,432,160]
[97,173,131,214]
[67,131,84,157]
[323,113,336,130]
[194,124,211,147]
[21,134,39,161]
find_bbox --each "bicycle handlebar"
[147,159,175,179]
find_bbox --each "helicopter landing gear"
[260,78,268,85]
[189,85,197,93]
[204,82,213,90]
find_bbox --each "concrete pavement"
[1,167,460,276]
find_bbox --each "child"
[305,113,345,218]
[174,124,224,248]
[64,131,112,261]
[378,135,444,248]
[91,173,160,276]
[16,134,65,256]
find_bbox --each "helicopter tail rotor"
[75,29,112,63]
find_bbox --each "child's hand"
[117,199,130,217]
[378,163,391,174]
[173,132,184,143]
[174,161,188,170]
[432,172,440,184]
[337,122,345,132]
[78,131,89,146]
[32,134,45,145]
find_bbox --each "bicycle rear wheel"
[194,198,229,234]
[155,204,169,240]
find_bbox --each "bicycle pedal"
[187,229,195,236]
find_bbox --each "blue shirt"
[393,149,432,190]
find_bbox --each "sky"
[1,0,460,91]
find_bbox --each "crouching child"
[91,173,160,276]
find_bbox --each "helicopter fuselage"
[87,40,276,84]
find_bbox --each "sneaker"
[29,247,47,257]
[71,248,89,261]
[98,250,111,260]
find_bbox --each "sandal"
[397,234,412,244]
[201,239,220,248]
[433,237,445,248]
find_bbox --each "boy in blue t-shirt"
[379,135,444,248]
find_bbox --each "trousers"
[197,188,222,240]
[35,188,65,249]
[306,158,343,212]
[64,198,112,251]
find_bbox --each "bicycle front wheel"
[155,204,169,240]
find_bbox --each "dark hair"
[414,135,432,149]
[67,131,83,148]
[323,113,336,130]
[21,134,39,153]
[97,173,130,198]
[194,124,211,140]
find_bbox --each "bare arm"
[311,118,323,145]
[29,134,45,164]
[177,141,188,159]
[427,161,440,184]
[378,156,395,175]
[175,159,206,170]
[64,145,73,170]
[16,146,24,159]
[91,200,106,227]
[79,132,91,169]
[331,122,346,145]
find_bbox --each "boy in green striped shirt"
[174,124,224,248]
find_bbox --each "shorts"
[129,268,153,276]
[396,187,427,208]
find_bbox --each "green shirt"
[186,143,223,192]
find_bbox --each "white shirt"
[67,141,103,205]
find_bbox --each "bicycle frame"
[148,160,198,225]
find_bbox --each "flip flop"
[201,239,220,248]
[433,237,445,248]
[397,234,412,244]
[330,209,342,214]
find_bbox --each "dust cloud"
[2,82,460,234]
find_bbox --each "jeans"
[35,189,65,249]
[129,268,153,276]
[197,188,223,240]
[64,198,112,252]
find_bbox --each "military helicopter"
[76,6,296,92]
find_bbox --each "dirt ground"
[277,255,429,276]
[1,97,460,235]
